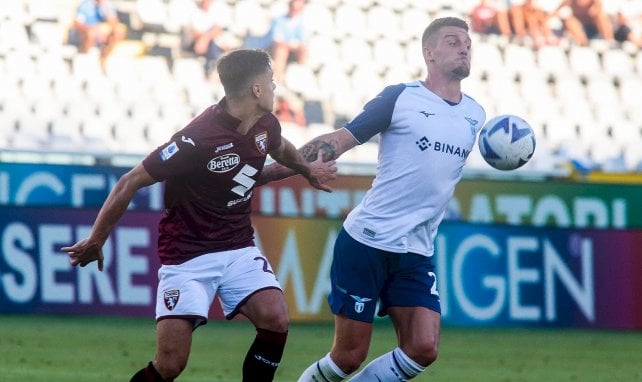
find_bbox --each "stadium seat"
[535,45,569,78]
[350,63,385,102]
[622,137,642,171]
[232,0,271,37]
[554,74,585,101]
[4,50,37,81]
[568,45,602,78]
[366,6,398,40]
[601,49,635,80]
[49,115,83,150]
[72,52,105,83]
[316,63,350,99]
[0,19,31,53]
[399,8,430,43]
[377,0,413,12]
[301,2,334,37]
[543,116,578,149]
[85,75,117,103]
[79,116,115,153]
[280,122,308,148]
[472,41,504,76]
[135,0,169,32]
[635,50,642,74]
[519,69,553,100]
[36,51,71,81]
[372,38,406,73]
[618,76,642,109]
[29,21,67,52]
[284,63,320,99]
[585,76,619,107]
[112,119,150,154]
[338,36,372,71]
[172,57,207,86]
[306,35,339,71]
[138,55,172,86]
[165,0,195,33]
[503,44,538,78]
[14,114,50,150]
[383,65,414,86]
[334,3,367,39]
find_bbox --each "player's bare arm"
[60,163,157,271]
[267,137,336,192]
[258,128,356,185]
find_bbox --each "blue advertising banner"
[1,207,640,329]
[0,162,162,210]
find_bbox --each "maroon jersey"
[142,99,282,265]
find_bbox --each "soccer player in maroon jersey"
[61,49,336,382]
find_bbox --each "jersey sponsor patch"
[163,289,180,311]
[207,153,240,173]
[255,132,268,155]
[160,141,179,161]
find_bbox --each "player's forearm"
[256,163,297,186]
[89,178,140,244]
[88,165,154,244]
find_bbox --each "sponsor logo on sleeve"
[159,141,179,161]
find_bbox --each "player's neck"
[224,98,265,135]
[422,77,462,104]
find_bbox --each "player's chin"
[453,65,470,80]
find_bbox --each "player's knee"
[404,338,439,367]
[264,310,289,333]
[333,348,368,374]
[155,355,188,379]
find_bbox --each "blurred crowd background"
[1,0,641,172]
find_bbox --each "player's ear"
[252,83,261,98]
[423,46,434,62]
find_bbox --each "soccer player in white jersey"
[260,17,486,381]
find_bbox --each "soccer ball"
[478,114,536,170]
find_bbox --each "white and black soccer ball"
[478,114,536,171]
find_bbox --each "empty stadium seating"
[0,0,640,173]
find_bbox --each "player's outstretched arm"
[257,127,357,186]
[268,136,337,192]
[60,163,157,271]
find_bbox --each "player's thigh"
[240,288,289,332]
[155,318,194,365]
[218,247,285,328]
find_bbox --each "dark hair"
[421,17,469,48]
[217,49,272,99]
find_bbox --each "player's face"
[255,69,276,113]
[430,26,472,80]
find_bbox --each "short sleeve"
[344,83,406,143]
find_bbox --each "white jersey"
[343,81,486,256]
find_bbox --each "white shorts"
[155,247,282,324]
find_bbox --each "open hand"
[307,149,337,192]
[61,239,105,271]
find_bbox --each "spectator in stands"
[275,90,307,127]
[470,1,531,43]
[524,0,561,47]
[612,8,642,47]
[508,0,529,42]
[183,0,236,76]
[71,0,126,66]
[268,0,309,84]
[553,0,614,45]
[470,0,513,38]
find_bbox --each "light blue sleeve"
[344,83,405,144]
